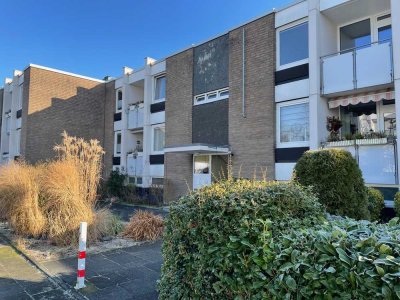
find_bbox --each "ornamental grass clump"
[159,180,324,299]
[293,148,370,220]
[123,210,164,241]
[0,163,45,237]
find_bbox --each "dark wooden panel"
[275,64,309,85]
[275,147,309,163]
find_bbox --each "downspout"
[242,27,246,118]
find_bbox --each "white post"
[75,222,87,289]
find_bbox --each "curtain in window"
[280,103,309,143]
[153,127,165,151]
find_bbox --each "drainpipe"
[242,28,246,118]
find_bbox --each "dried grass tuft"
[54,131,104,207]
[123,210,164,241]
[88,209,123,243]
[0,163,45,237]
[39,160,94,245]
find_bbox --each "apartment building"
[0,64,115,174]
[111,58,166,189]
[274,0,399,205]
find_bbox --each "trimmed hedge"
[159,180,400,299]
[367,188,385,221]
[159,180,325,299]
[293,148,370,220]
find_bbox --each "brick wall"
[164,49,194,203]
[229,13,276,180]
[21,66,107,164]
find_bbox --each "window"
[154,75,166,102]
[194,87,229,105]
[152,126,165,152]
[15,129,21,155]
[194,155,210,174]
[116,90,123,112]
[115,132,122,155]
[340,102,378,135]
[340,19,371,52]
[277,101,309,146]
[278,22,308,68]
[378,25,392,43]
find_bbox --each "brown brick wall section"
[22,66,107,164]
[164,49,194,203]
[229,14,276,180]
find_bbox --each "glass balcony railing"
[321,41,393,95]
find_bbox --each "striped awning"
[328,89,395,109]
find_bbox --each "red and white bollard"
[75,222,87,289]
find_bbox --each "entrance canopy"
[328,89,395,109]
[164,143,230,154]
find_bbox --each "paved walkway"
[41,240,163,300]
[0,235,75,300]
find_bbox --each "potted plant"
[326,116,342,142]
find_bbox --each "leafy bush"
[123,210,164,241]
[367,188,385,221]
[106,170,126,198]
[159,180,325,299]
[265,217,400,299]
[159,179,400,299]
[293,148,369,220]
[395,192,400,217]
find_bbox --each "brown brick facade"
[228,14,276,180]
[20,66,115,177]
[164,49,194,203]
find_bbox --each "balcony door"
[193,155,211,190]
[376,14,392,43]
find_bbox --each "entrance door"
[193,155,211,190]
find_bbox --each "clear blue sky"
[0,0,292,82]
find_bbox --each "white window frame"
[116,89,123,113]
[336,11,391,53]
[151,125,165,154]
[151,177,164,186]
[276,19,309,71]
[153,74,166,103]
[276,98,310,148]
[114,131,122,156]
[194,87,229,106]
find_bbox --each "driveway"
[109,203,168,222]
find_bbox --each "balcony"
[321,41,393,96]
[128,103,144,130]
[127,153,143,177]
[325,138,397,185]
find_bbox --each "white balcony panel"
[150,164,164,177]
[322,52,354,94]
[275,79,309,102]
[275,163,296,181]
[16,118,21,129]
[150,111,165,125]
[320,0,350,11]
[127,155,143,177]
[358,144,396,185]
[113,120,122,131]
[128,106,144,129]
[356,44,393,89]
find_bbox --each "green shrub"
[159,180,325,299]
[106,170,126,197]
[367,188,385,221]
[395,192,400,217]
[293,148,370,220]
[266,216,400,299]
